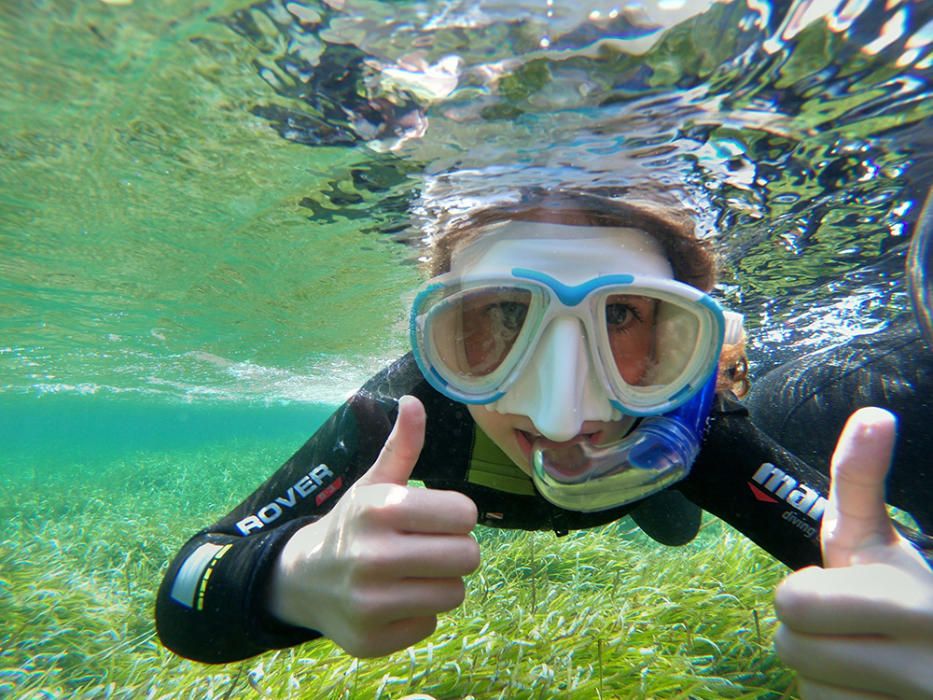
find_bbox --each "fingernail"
[854,406,894,424]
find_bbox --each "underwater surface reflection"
[1,0,930,402]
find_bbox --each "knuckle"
[412,615,438,640]
[345,587,382,626]
[380,436,416,463]
[379,438,398,459]
[773,576,812,625]
[355,504,385,530]
[771,624,792,662]
[353,486,407,528]
[343,630,381,659]
[355,642,390,659]
[771,625,807,674]
[348,540,394,577]
[341,630,366,656]
[772,590,798,624]
[391,617,437,653]
[445,494,478,530]
[461,497,479,527]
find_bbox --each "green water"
[0,0,418,406]
[2,0,931,697]
[2,0,928,398]
[0,394,332,468]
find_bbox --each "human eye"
[606,302,641,330]
[605,295,653,333]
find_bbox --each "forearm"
[154,402,374,663]
[154,356,421,663]
[155,518,321,663]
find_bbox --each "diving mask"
[411,222,726,418]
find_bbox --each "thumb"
[357,395,426,487]
[822,407,899,568]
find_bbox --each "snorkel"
[531,372,717,512]
[531,309,742,512]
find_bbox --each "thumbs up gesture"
[774,408,933,699]
[267,396,481,658]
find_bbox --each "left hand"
[773,407,933,699]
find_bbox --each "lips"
[514,429,602,468]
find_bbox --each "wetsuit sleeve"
[678,394,829,571]
[155,356,424,664]
[747,324,933,538]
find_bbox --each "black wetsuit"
[747,323,933,535]
[156,352,877,664]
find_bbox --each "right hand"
[774,408,933,698]
[267,395,481,658]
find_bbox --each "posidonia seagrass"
[1,440,797,699]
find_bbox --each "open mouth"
[514,429,602,462]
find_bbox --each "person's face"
[446,220,674,473]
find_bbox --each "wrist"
[265,518,328,631]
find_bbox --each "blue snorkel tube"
[532,372,719,513]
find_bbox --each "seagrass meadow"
[0,433,797,699]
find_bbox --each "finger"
[797,676,895,700]
[378,486,478,535]
[355,578,467,626]
[775,564,933,638]
[823,408,899,568]
[349,615,438,658]
[356,533,480,579]
[775,625,933,699]
[358,395,426,487]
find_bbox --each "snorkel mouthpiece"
[531,374,717,512]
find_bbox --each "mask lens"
[604,293,661,387]
[413,275,723,412]
[425,285,535,385]
[601,291,715,410]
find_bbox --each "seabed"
[1,439,797,699]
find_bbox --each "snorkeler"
[155,190,932,698]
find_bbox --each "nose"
[489,316,616,441]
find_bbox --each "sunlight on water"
[1,0,930,403]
